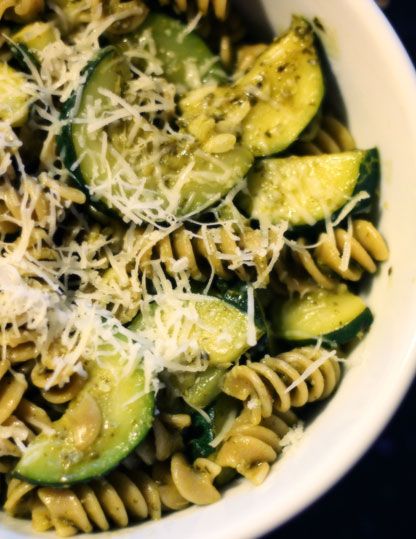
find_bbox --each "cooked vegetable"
[171,366,226,408]
[238,149,379,227]
[273,287,373,345]
[122,12,227,91]
[14,346,154,486]
[180,17,324,157]
[131,287,265,366]
[0,63,31,126]
[185,406,216,461]
[59,46,253,220]
[11,21,58,68]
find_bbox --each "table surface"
[267,2,416,538]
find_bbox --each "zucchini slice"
[273,287,373,345]
[0,63,31,127]
[180,17,324,157]
[11,22,59,69]
[58,47,128,214]
[238,149,379,227]
[59,47,252,220]
[121,12,227,92]
[169,366,226,408]
[14,348,154,486]
[131,287,264,366]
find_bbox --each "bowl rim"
[226,3,416,537]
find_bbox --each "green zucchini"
[131,286,264,366]
[238,149,379,227]
[120,12,227,92]
[170,366,226,408]
[11,22,59,69]
[168,281,269,405]
[0,63,31,127]
[14,346,154,486]
[273,287,373,345]
[180,17,324,157]
[59,47,253,220]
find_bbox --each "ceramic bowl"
[2,0,416,537]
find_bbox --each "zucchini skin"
[11,22,59,71]
[279,307,374,347]
[300,148,380,237]
[10,43,40,71]
[273,288,374,346]
[241,148,380,236]
[351,147,380,215]
[209,279,267,333]
[13,399,154,487]
[57,47,121,219]
[324,307,373,345]
[13,352,154,486]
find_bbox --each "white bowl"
[2,0,416,537]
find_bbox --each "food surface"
[0,0,388,536]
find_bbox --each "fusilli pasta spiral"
[215,410,297,485]
[314,219,389,281]
[275,220,389,294]
[0,175,85,255]
[159,0,229,20]
[222,347,341,420]
[136,412,191,464]
[140,223,274,286]
[5,454,221,536]
[295,115,356,155]
[30,363,86,404]
[0,0,44,22]
[0,358,52,470]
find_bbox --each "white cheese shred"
[246,285,257,347]
[284,349,338,394]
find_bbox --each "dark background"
[267,2,416,538]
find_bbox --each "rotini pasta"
[295,115,356,155]
[136,412,191,464]
[0,0,44,23]
[0,357,52,471]
[139,223,277,286]
[276,220,389,294]
[5,454,221,535]
[159,0,229,20]
[223,347,341,421]
[315,220,389,281]
[215,411,296,485]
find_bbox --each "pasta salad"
[0,0,388,536]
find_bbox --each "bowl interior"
[2,1,416,537]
